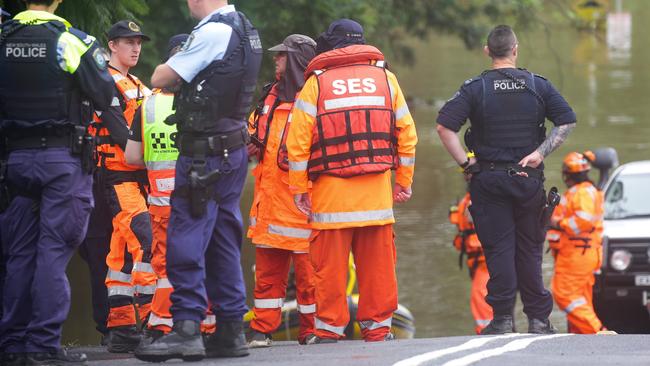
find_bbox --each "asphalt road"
[81,333,650,365]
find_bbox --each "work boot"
[480,315,515,335]
[134,320,205,363]
[528,318,557,334]
[25,349,88,365]
[1,352,27,366]
[304,335,338,345]
[205,321,249,358]
[139,328,165,347]
[106,325,141,353]
[248,330,272,348]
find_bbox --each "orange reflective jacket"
[548,181,604,252]
[305,49,396,180]
[94,67,152,172]
[449,193,484,267]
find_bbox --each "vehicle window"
[605,173,650,220]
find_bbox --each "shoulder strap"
[0,20,28,47]
[494,68,545,108]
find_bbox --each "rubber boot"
[134,320,205,363]
[205,321,249,358]
[528,318,557,334]
[107,325,141,353]
[480,315,515,335]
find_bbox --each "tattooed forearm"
[536,123,576,157]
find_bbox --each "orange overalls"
[548,181,604,334]
[93,67,156,329]
[449,192,493,334]
[247,84,315,343]
[287,45,417,342]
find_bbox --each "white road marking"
[442,334,572,366]
[392,334,528,366]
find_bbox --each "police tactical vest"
[0,20,77,129]
[306,45,397,180]
[175,11,262,135]
[477,69,544,149]
[142,93,178,206]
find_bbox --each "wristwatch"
[459,157,471,169]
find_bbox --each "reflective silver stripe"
[585,186,597,201]
[256,244,274,249]
[136,285,156,295]
[399,156,415,166]
[375,60,385,68]
[202,314,216,326]
[254,298,284,309]
[112,73,125,82]
[323,96,386,111]
[575,211,594,221]
[107,269,132,283]
[312,208,394,224]
[287,113,293,123]
[359,317,392,330]
[145,160,177,171]
[568,217,581,234]
[476,319,492,327]
[268,224,312,239]
[293,250,308,254]
[108,285,134,297]
[547,232,561,241]
[313,69,324,76]
[315,317,346,336]
[148,312,174,327]
[142,87,153,97]
[148,196,171,206]
[564,297,587,313]
[388,82,396,103]
[145,95,156,123]
[133,262,155,274]
[289,160,308,171]
[157,278,173,289]
[123,89,140,100]
[250,217,257,227]
[394,104,410,121]
[297,303,316,314]
[295,99,317,117]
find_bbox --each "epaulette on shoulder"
[533,73,547,81]
[463,77,480,86]
[67,27,95,46]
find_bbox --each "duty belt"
[468,161,544,180]
[6,135,72,151]
[177,128,249,157]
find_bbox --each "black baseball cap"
[107,20,150,41]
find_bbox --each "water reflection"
[63,0,650,344]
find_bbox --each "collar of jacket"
[304,44,384,79]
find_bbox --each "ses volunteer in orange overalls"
[548,151,605,334]
[449,185,493,334]
[91,20,156,352]
[246,34,318,348]
[287,19,417,343]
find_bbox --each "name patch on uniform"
[493,79,526,93]
[4,42,48,61]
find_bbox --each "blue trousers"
[0,148,93,353]
[469,170,553,320]
[167,147,248,323]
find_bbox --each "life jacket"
[0,19,79,130]
[304,44,398,180]
[474,68,545,149]
[553,182,604,252]
[174,11,262,135]
[449,193,483,256]
[93,66,151,172]
[142,92,178,207]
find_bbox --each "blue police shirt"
[166,5,235,83]
[436,68,576,163]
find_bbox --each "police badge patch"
[128,22,141,32]
[92,48,108,70]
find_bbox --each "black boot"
[25,349,88,365]
[528,318,557,334]
[1,352,27,366]
[205,321,249,358]
[138,328,165,347]
[106,325,141,353]
[480,315,515,335]
[134,320,205,363]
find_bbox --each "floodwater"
[62,1,650,344]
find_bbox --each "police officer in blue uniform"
[0,0,119,365]
[436,25,577,334]
[135,0,262,362]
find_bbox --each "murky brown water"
[63,1,650,344]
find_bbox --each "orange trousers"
[310,225,397,342]
[552,246,603,334]
[469,261,493,334]
[105,181,156,328]
[250,247,315,342]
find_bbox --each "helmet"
[562,151,594,174]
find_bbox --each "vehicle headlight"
[610,250,632,272]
